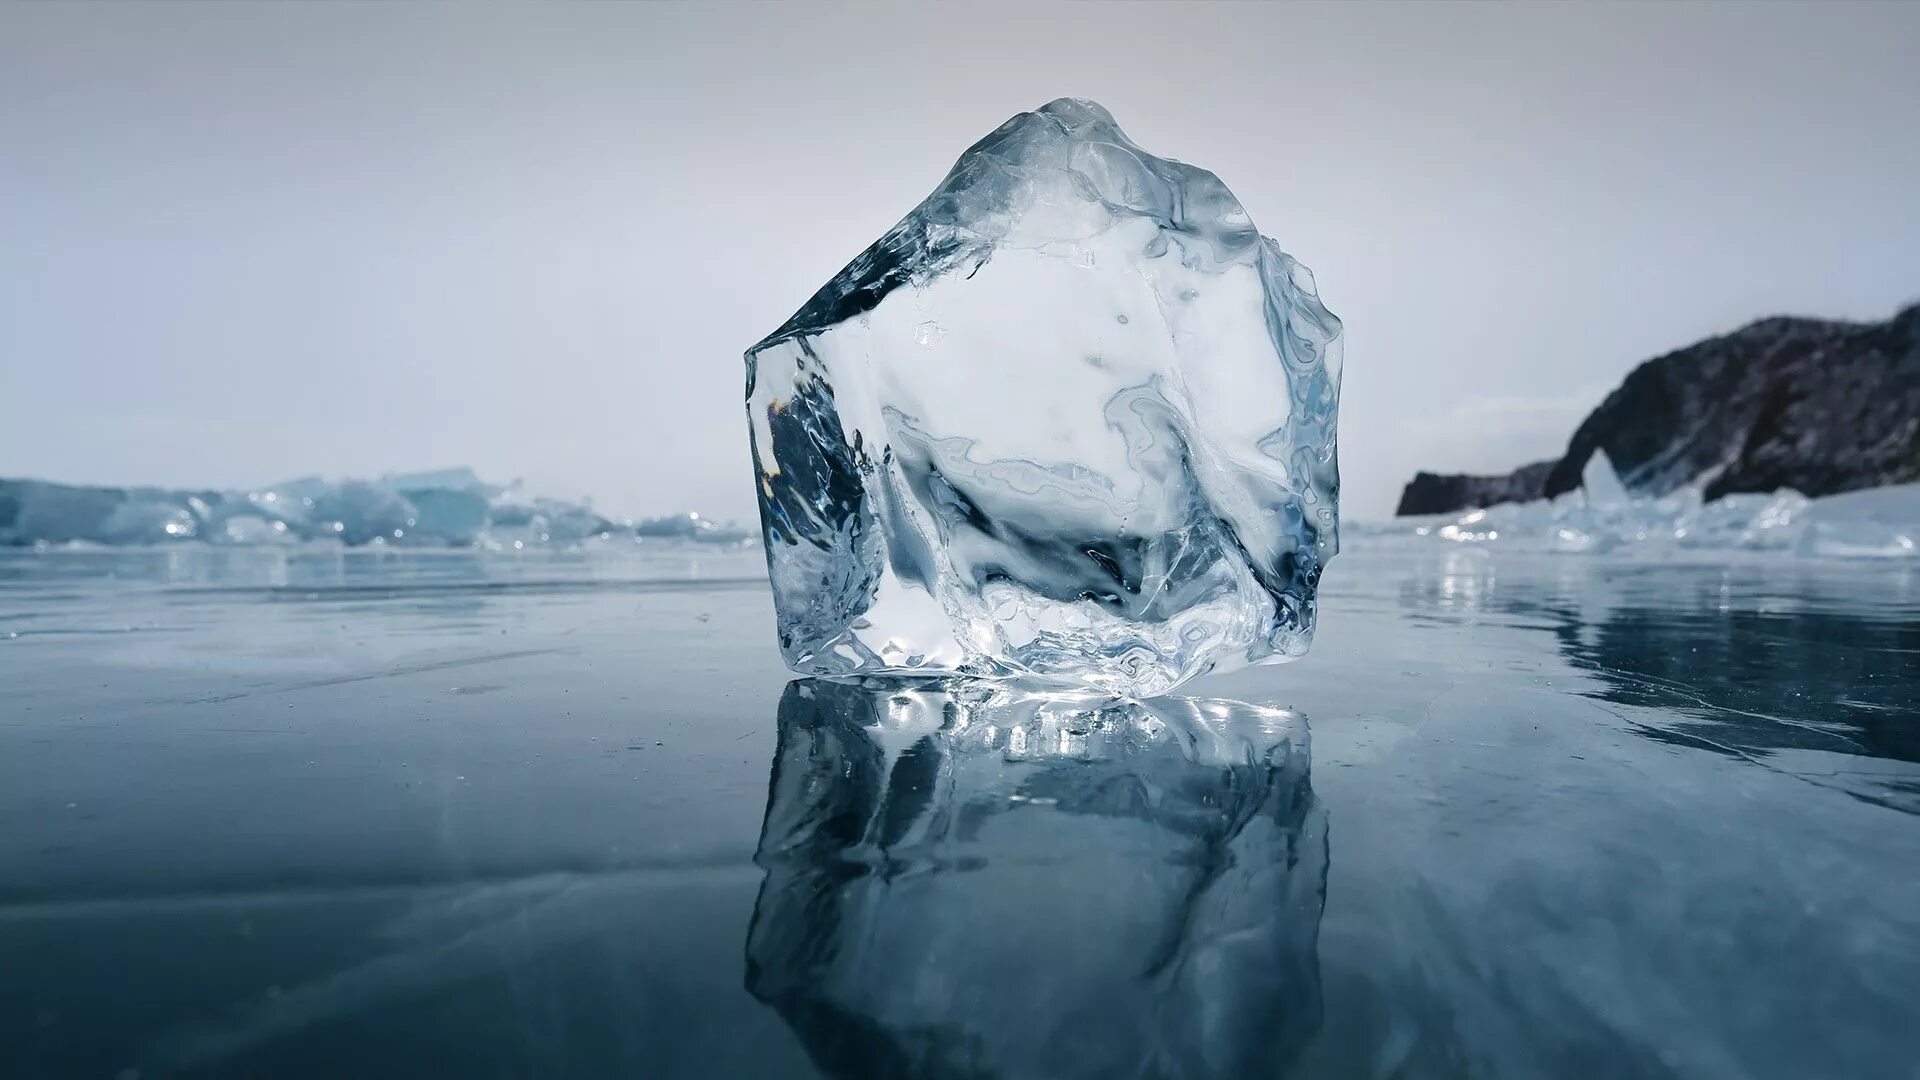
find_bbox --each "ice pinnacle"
[745,98,1342,696]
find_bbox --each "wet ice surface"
[2,546,1917,1079]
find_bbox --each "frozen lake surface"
[2,545,1916,1078]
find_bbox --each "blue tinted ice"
[746,99,1342,696]
[749,678,1325,1077]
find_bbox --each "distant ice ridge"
[0,468,754,549]
[1369,451,1920,559]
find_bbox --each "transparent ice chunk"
[97,499,199,543]
[1374,478,1920,559]
[745,98,1342,696]
[308,482,417,545]
[747,677,1325,1079]
[1796,482,1920,558]
[1581,450,1631,508]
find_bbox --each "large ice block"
[747,678,1325,1079]
[745,98,1342,696]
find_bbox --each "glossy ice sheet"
[1,546,1916,1078]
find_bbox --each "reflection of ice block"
[744,98,1342,697]
[746,678,1327,1080]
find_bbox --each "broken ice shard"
[748,678,1326,1078]
[745,98,1342,696]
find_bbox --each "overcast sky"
[4,1,1917,520]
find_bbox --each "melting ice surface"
[746,98,1342,697]
[1372,451,1920,559]
[0,467,753,549]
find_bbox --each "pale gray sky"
[3,1,1917,520]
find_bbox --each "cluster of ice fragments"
[746,99,1342,696]
[1375,452,1920,559]
[0,467,752,550]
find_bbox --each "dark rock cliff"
[1396,303,1920,516]
[1395,461,1554,517]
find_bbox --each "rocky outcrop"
[1395,460,1554,517]
[1397,303,1920,516]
